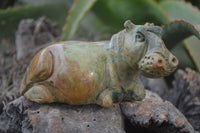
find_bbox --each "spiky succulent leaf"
[160,1,200,71]
[92,0,170,31]
[162,20,200,49]
[61,0,97,40]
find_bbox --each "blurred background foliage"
[0,0,200,72]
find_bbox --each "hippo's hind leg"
[20,49,54,95]
[24,85,54,103]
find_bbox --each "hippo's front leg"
[96,57,123,107]
[96,89,114,107]
[124,79,146,101]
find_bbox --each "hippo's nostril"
[172,57,176,63]
[158,59,162,64]
[171,57,177,65]
[152,56,164,68]
[170,56,178,67]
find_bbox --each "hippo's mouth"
[138,53,178,78]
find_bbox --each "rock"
[140,76,169,97]
[23,104,124,133]
[165,68,200,131]
[15,16,58,60]
[0,87,196,133]
[0,53,34,104]
[0,97,125,133]
[120,90,194,133]
[15,19,35,60]
[0,96,25,133]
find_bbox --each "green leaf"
[162,20,200,49]
[92,0,170,31]
[0,2,68,52]
[185,34,200,72]
[160,1,200,71]
[61,0,97,40]
[160,1,200,24]
[171,42,195,70]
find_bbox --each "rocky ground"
[0,89,195,133]
[0,17,200,133]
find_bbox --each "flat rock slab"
[23,103,125,133]
[0,97,125,133]
[0,90,195,133]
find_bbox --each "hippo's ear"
[124,20,135,31]
[146,26,163,37]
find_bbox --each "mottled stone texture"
[20,20,178,108]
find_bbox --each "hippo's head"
[118,20,178,78]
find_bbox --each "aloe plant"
[162,20,200,71]
[0,1,68,52]
[62,0,200,72]
[160,1,200,71]
[61,0,97,40]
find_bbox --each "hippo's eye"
[135,32,145,42]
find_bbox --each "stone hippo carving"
[20,20,178,107]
